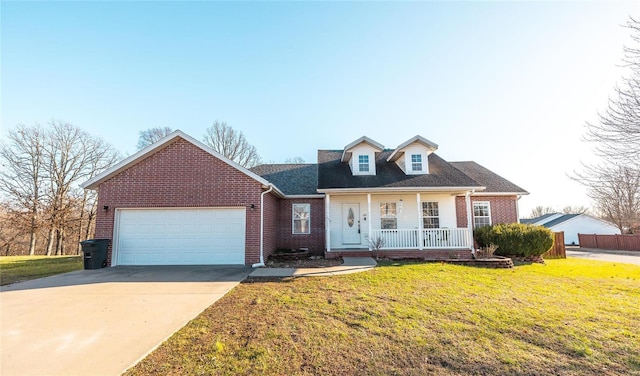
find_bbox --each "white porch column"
[416,193,423,250]
[367,194,372,251]
[465,191,474,251]
[325,194,331,252]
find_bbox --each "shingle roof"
[250,164,319,195]
[521,213,560,224]
[317,150,482,190]
[540,214,581,228]
[449,161,528,194]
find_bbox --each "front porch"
[324,192,476,254]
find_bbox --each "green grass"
[126,259,640,376]
[0,255,83,285]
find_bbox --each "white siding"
[549,216,620,245]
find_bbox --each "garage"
[114,208,246,266]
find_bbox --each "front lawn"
[0,255,83,286]
[126,259,640,376]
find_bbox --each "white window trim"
[292,203,311,234]
[411,154,423,172]
[473,201,492,228]
[358,155,370,173]
[422,201,440,229]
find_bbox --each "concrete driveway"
[0,265,251,376]
[567,248,640,265]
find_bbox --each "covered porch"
[323,190,476,254]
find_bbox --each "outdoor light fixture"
[103,205,109,211]
[250,204,256,210]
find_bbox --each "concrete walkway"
[567,248,640,266]
[1,266,251,376]
[249,257,377,277]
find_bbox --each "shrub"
[474,223,553,257]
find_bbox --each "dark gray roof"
[449,161,528,193]
[521,213,559,224]
[541,214,581,228]
[317,150,482,190]
[250,164,319,195]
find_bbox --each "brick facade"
[94,138,266,265]
[455,195,519,228]
[91,136,520,266]
[277,198,326,255]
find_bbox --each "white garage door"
[115,208,246,265]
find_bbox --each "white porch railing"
[369,228,471,250]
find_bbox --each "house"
[82,131,528,266]
[521,213,620,245]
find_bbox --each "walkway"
[249,257,377,277]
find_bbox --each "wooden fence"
[543,232,566,259]
[578,233,640,251]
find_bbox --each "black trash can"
[80,239,110,269]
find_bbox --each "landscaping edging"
[432,256,514,269]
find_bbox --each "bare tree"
[561,205,590,215]
[42,121,120,255]
[528,206,556,218]
[575,17,640,233]
[137,127,173,150]
[575,164,640,233]
[203,121,261,168]
[284,156,305,163]
[583,17,640,165]
[0,124,45,255]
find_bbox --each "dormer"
[341,136,384,176]
[387,135,438,175]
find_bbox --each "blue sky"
[2,1,638,216]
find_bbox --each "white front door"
[342,204,361,244]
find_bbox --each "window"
[473,202,491,228]
[293,203,310,234]
[422,202,440,228]
[380,202,397,229]
[358,155,369,172]
[411,154,422,171]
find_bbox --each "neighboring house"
[82,131,527,266]
[521,213,620,245]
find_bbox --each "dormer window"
[411,154,422,171]
[358,155,370,172]
[387,136,437,176]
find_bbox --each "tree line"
[0,120,284,256]
[0,122,120,256]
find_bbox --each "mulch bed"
[265,257,343,268]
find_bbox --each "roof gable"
[340,136,384,163]
[82,130,280,194]
[387,135,438,162]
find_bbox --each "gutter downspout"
[252,185,274,268]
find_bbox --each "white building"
[521,213,620,245]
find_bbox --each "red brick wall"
[277,198,326,255]
[455,196,519,227]
[94,138,265,265]
[262,191,280,261]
